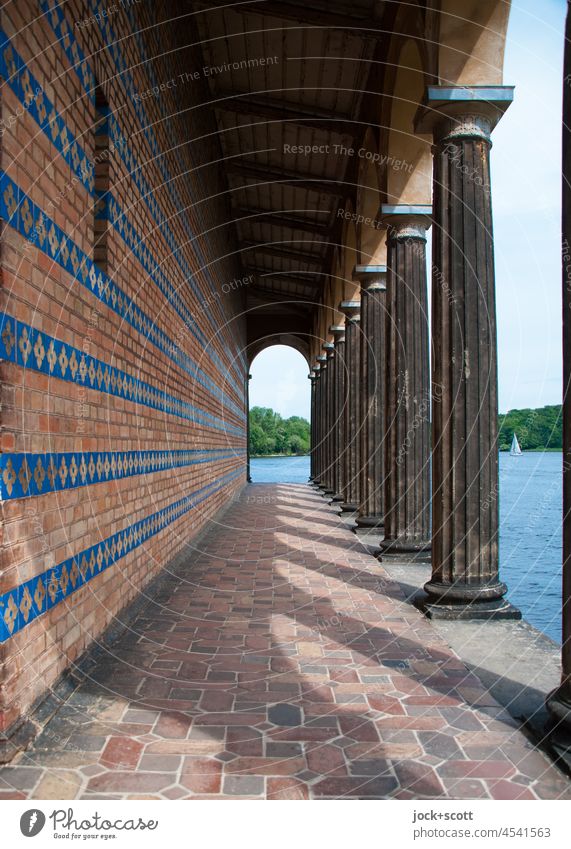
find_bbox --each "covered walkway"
[1,485,569,801]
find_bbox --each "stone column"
[547,10,571,727]
[308,370,317,481]
[316,353,328,490]
[311,362,322,486]
[330,324,346,502]
[322,342,336,495]
[339,301,361,513]
[354,266,387,530]
[246,373,252,482]
[380,207,431,553]
[415,86,519,619]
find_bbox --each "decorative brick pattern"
[0,0,247,737]
[0,174,244,415]
[0,449,244,500]
[0,468,243,643]
[0,31,95,192]
[1,487,569,799]
[0,316,244,433]
[41,0,245,385]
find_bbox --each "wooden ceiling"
[193,0,390,357]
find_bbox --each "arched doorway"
[249,345,311,483]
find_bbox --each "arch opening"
[248,345,311,483]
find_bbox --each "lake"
[250,452,563,643]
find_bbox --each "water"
[499,452,562,644]
[250,455,311,484]
[249,452,563,643]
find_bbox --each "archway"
[249,345,311,483]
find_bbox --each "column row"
[311,86,520,623]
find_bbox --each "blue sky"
[250,0,566,420]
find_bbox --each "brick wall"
[0,0,247,747]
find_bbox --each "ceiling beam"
[241,240,325,266]
[245,266,325,289]
[227,160,349,198]
[235,207,329,235]
[247,283,315,303]
[208,1,380,37]
[214,92,355,136]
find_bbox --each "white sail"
[510,433,522,455]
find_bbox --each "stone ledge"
[378,556,571,776]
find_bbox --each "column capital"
[353,264,387,292]
[330,324,346,344]
[415,85,514,143]
[381,205,432,241]
[339,300,361,321]
[323,341,335,359]
[316,353,328,369]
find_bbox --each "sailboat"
[510,433,522,456]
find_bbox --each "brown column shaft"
[331,325,347,501]
[321,354,329,491]
[316,354,328,487]
[339,301,361,512]
[355,268,387,529]
[314,364,323,485]
[381,211,431,552]
[309,371,316,481]
[415,88,519,619]
[246,373,252,482]
[324,343,336,493]
[547,8,571,724]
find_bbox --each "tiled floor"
[1,484,570,800]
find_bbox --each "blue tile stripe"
[114,7,248,382]
[0,466,244,643]
[100,130,244,403]
[40,0,97,104]
[104,121,244,397]
[0,314,245,436]
[66,0,246,384]
[106,189,246,402]
[0,30,94,194]
[0,448,245,501]
[0,19,244,403]
[0,172,245,423]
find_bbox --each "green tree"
[249,406,310,456]
[498,405,562,450]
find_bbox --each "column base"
[547,687,571,730]
[339,501,359,513]
[415,580,521,621]
[356,515,385,530]
[330,492,344,503]
[380,537,431,554]
[546,689,571,771]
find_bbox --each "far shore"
[500,448,562,452]
[251,453,309,459]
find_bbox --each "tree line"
[249,404,563,457]
[249,407,310,456]
[498,404,562,450]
